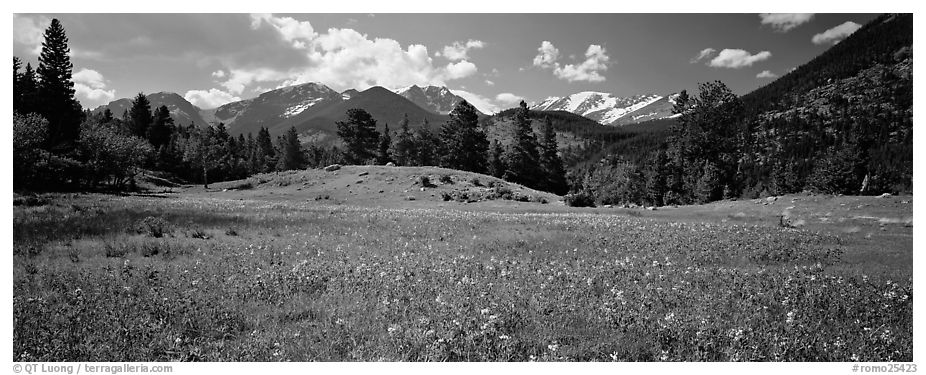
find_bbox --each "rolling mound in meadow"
[188,165,562,208]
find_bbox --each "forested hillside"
[564,13,912,207]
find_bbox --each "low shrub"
[565,192,596,207]
[136,216,172,238]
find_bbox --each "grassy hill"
[191,165,563,207]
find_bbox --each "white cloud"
[222,68,291,95]
[212,70,226,78]
[250,13,316,49]
[708,49,772,68]
[495,93,523,106]
[453,89,499,114]
[72,68,115,109]
[553,44,609,82]
[184,88,242,109]
[812,21,862,45]
[532,41,560,68]
[439,39,485,61]
[442,60,478,80]
[216,15,483,93]
[756,70,778,79]
[13,14,50,55]
[690,48,716,63]
[485,80,495,86]
[533,41,609,82]
[759,14,815,32]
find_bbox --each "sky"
[13,13,879,113]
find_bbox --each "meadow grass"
[13,194,912,361]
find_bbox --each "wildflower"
[499,335,510,340]
[548,342,559,352]
[786,311,796,325]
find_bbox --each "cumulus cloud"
[759,13,815,32]
[453,89,499,114]
[708,49,772,68]
[221,68,291,95]
[533,41,609,82]
[13,14,50,55]
[485,80,494,86]
[442,60,478,80]
[690,48,717,63]
[212,70,226,78]
[812,21,862,45]
[72,68,116,108]
[553,44,609,82]
[250,13,316,49]
[184,88,242,109]
[438,39,485,61]
[532,41,560,68]
[495,93,523,107]
[756,70,778,79]
[219,15,480,93]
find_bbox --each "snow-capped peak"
[532,90,678,126]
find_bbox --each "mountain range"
[93,92,209,127]
[95,82,671,142]
[532,91,679,126]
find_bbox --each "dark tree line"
[336,100,569,195]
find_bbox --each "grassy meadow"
[12,169,913,361]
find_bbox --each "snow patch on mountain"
[283,98,326,118]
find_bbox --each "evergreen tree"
[377,122,392,165]
[488,139,506,178]
[392,114,417,166]
[668,81,745,203]
[503,101,543,188]
[336,108,380,165]
[13,57,22,112]
[695,161,722,203]
[102,108,114,123]
[128,93,154,139]
[414,118,439,166]
[439,100,488,173]
[18,63,40,117]
[539,116,568,194]
[36,19,82,150]
[643,149,670,206]
[148,105,174,148]
[278,127,307,171]
[255,127,277,172]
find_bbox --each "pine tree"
[256,127,277,172]
[439,100,488,173]
[392,113,417,166]
[36,19,82,150]
[148,105,174,148]
[695,161,722,203]
[503,101,543,188]
[336,108,380,165]
[278,127,307,171]
[538,116,568,194]
[377,122,392,165]
[13,57,22,112]
[488,139,506,178]
[128,93,153,139]
[102,108,114,123]
[644,149,670,206]
[18,63,40,116]
[414,118,438,166]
